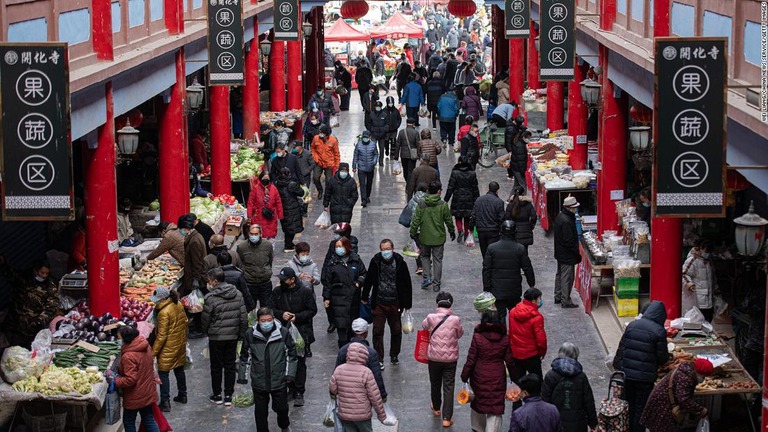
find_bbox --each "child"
[456,115,475,152]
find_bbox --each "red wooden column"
[164,0,184,34]
[526,20,540,90]
[210,87,232,195]
[159,49,189,223]
[243,22,260,139]
[546,82,564,130]
[270,39,287,111]
[287,32,303,135]
[85,82,119,317]
[316,9,326,89]
[567,60,587,169]
[305,10,318,103]
[492,6,508,75]
[91,0,113,60]
[508,39,525,105]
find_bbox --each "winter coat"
[395,62,412,86]
[554,210,581,265]
[274,176,304,237]
[496,80,510,105]
[269,283,318,345]
[202,282,247,341]
[294,149,315,178]
[506,198,538,246]
[221,264,256,312]
[247,183,283,238]
[324,236,360,264]
[426,78,447,107]
[182,230,206,296]
[352,139,379,172]
[613,300,670,383]
[444,162,480,218]
[640,362,707,432]
[407,163,439,200]
[329,343,387,422]
[444,59,460,89]
[460,133,481,166]
[323,172,359,224]
[115,336,158,410]
[493,103,517,122]
[460,323,515,415]
[410,194,456,246]
[204,246,242,272]
[472,192,506,233]
[236,238,273,285]
[446,30,459,49]
[461,87,483,119]
[311,135,341,169]
[437,92,460,121]
[152,298,188,372]
[146,224,185,264]
[508,299,547,359]
[682,248,716,310]
[336,337,387,398]
[542,357,598,432]
[355,66,374,91]
[270,154,302,183]
[393,126,421,161]
[483,237,535,301]
[309,93,335,121]
[508,396,563,432]
[243,321,298,392]
[417,129,442,167]
[428,53,443,73]
[505,125,528,172]
[286,255,321,292]
[335,68,353,89]
[303,120,322,146]
[321,253,367,329]
[362,252,413,309]
[422,307,464,363]
[369,109,391,140]
[386,105,402,133]
[401,80,425,107]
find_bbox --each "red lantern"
[447,0,476,18]
[629,103,652,124]
[115,109,144,130]
[726,170,750,192]
[340,0,369,21]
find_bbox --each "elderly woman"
[542,342,598,432]
[640,360,709,432]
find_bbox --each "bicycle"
[478,125,507,168]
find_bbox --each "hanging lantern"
[185,77,205,110]
[726,170,750,192]
[447,0,476,18]
[580,78,601,107]
[629,103,653,124]
[116,120,140,156]
[733,201,768,257]
[340,0,369,21]
[628,126,651,151]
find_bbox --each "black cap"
[277,267,296,281]
[320,124,332,135]
[362,130,372,137]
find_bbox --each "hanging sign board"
[539,0,575,81]
[653,38,726,218]
[274,0,300,41]
[0,43,74,221]
[505,0,530,38]
[208,0,244,85]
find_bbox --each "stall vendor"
[118,198,135,245]
[146,221,185,264]
[636,188,652,226]
[2,260,61,349]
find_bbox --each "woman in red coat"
[508,288,547,388]
[461,309,515,432]
[110,326,160,432]
[247,170,283,239]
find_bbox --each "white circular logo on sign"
[672,65,709,103]
[215,8,234,27]
[280,17,293,31]
[548,25,568,45]
[4,51,18,65]
[662,46,677,60]
[511,0,525,13]
[548,48,567,66]
[280,2,293,15]
[19,155,55,191]
[672,109,709,146]
[15,70,52,107]
[217,52,236,71]
[548,3,568,22]
[512,16,524,28]
[17,113,53,149]
[672,151,709,188]
[217,30,236,49]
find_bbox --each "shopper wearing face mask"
[369,101,391,167]
[247,170,283,241]
[302,113,323,150]
[321,237,367,348]
[311,125,340,200]
[636,188,652,226]
[352,131,379,208]
[291,142,314,190]
[308,85,336,125]
[508,287,548,406]
[362,239,413,368]
[236,224,274,309]
[270,142,301,183]
[323,162,359,224]
[178,214,207,338]
[286,242,321,295]
[682,239,718,322]
[321,224,359,334]
[3,260,61,349]
[460,123,481,171]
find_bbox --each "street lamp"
[629,126,651,151]
[260,39,272,56]
[303,22,313,38]
[733,201,768,256]
[186,77,205,110]
[116,120,140,156]
[580,78,601,107]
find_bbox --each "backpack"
[596,372,629,432]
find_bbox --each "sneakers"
[223,395,232,407]
[421,278,433,289]
[159,400,171,412]
[284,247,295,253]
[554,299,562,305]
[173,395,187,404]
[209,394,223,404]
[294,393,305,407]
[442,420,454,427]
[457,232,464,243]
[432,283,441,292]
[415,267,423,275]
[305,346,313,358]
[379,361,385,371]
[391,356,399,365]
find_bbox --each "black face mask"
[261,178,270,186]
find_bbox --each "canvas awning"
[325,19,370,42]
[370,11,424,39]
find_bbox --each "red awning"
[370,12,425,40]
[324,19,370,42]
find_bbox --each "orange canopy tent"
[324,19,370,42]
[370,12,425,39]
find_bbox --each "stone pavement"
[164,95,610,431]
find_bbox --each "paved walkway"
[165,94,610,431]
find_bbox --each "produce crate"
[615,277,640,298]
[613,286,638,317]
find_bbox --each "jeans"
[313,165,333,196]
[209,339,237,397]
[511,355,543,410]
[342,419,374,431]
[123,405,159,432]
[625,380,654,432]
[358,170,375,202]
[470,410,503,432]
[421,244,445,286]
[247,280,273,309]
[428,361,457,421]
[555,262,576,305]
[254,388,290,432]
[158,366,187,403]
[406,106,419,125]
[372,304,402,361]
[440,120,457,144]
[337,326,351,348]
[401,158,416,184]
[477,230,500,258]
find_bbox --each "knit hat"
[150,286,171,304]
[351,318,369,333]
[694,358,714,376]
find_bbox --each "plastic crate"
[615,278,640,298]
[613,286,639,317]
[22,402,67,432]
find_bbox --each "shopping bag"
[287,323,306,357]
[402,239,420,257]
[105,383,121,425]
[184,343,193,370]
[496,152,511,167]
[181,289,204,313]
[399,105,406,117]
[322,399,337,427]
[382,403,399,426]
[696,418,710,432]
[401,310,414,334]
[506,381,522,401]
[330,115,340,128]
[314,211,331,229]
[418,105,429,118]
[359,303,373,324]
[392,160,402,175]
[457,382,475,405]
[414,329,430,364]
[138,403,172,432]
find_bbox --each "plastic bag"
[288,324,305,357]
[473,292,496,312]
[330,115,340,128]
[181,289,204,313]
[402,239,420,257]
[232,390,255,407]
[1,346,44,384]
[105,383,121,425]
[322,399,337,427]
[696,418,710,432]
[392,160,402,175]
[382,403,398,426]
[401,310,415,334]
[684,306,706,325]
[314,211,331,229]
[418,105,429,118]
[506,381,522,401]
[399,105,406,117]
[457,382,475,405]
[185,343,193,369]
[714,296,728,318]
[301,185,312,204]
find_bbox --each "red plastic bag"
[138,403,173,432]
[414,329,430,364]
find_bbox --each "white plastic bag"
[330,115,340,128]
[714,295,728,318]
[185,343,193,369]
[382,403,398,426]
[322,399,337,427]
[696,418,710,432]
[181,289,205,313]
[314,211,331,229]
[401,310,415,334]
[392,160,402,175]
[288,324,305,357]
[684,306,706,324]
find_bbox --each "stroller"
[597,371,629,432]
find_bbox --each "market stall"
[369,12,424,40]
[521,89,548,131]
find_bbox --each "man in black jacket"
[323,162,359,224]
[369,101,390,166]
[268,267,318,407]
[612,301,670,432]
[426,72,447,130]
[553,196,581,309]
[336,318,388,396]
[362,239,413,366]
[269,143,302,183]
[355,60,374,105]
[471,181,506,257]
[187,213,214,254]
[482,221,535,315]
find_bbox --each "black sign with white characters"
[505,0,530,39]
[274,0,299,41]
[539,0,574,80]
[0,43,73,220]
[208,0,244,85]
[653,38,726,218]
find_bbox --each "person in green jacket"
[410,180,456,292]
[241,307,298,432]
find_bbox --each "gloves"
[105,370,118,382]
[382,416,398,426]
[449,231,456,241]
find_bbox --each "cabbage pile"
[190,197,225,226]
[231,147,264,180]
[11,365,102,395]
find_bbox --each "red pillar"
[85,83,119,317]
[546,82,564,130]
[567,60,587,170]
[164,0,183,34]
[305,10,318,103]
[287,36,303,138]
[508,39,525,105]
[270,40,286,111]
[91,0,113,60]
[243,26,260,139]
[526,21,540,90]
[492,6,508,76]
[159,49,189,223]
[653,0,670,38]
[316,9,326,89]
[210,87,232,195]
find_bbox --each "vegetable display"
[53,342,120,372]
[11,365,103,395]
[122,260,181,301]
[57,308,140,344]
[231,147,264,181]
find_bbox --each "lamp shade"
[302,22,313,37]
[580,78,601,106]
[340,0,369,20]
[629,103,653,124]
[447,0,476,18]
[629,126,651,151]
[733,201,768,257]
[186,78,205,110]
[116,120,140,155]
[260,39,272,56]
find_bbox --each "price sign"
[505,0,530,38]
[208,0,244,85]
[0,43,73,221]
[539,0,575,81]
[653,38,726,217]
[274,0,299,41]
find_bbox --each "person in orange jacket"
[310,125,340,200]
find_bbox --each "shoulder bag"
[404,129,418,160]
[414,314,451,364]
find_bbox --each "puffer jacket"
[508,299,547,359]
[352,138,379,172]
[116,336,158,410]
[417,129,442,167]
[472,192,506,233]
[236,238,273,285]
[505,123,528,171]
[401,80,425,107]
[542,357,598,432]
[152,298,188,372]
[437,92,460,121]
[369,109,390,140]
[323,169,359,224]
[426,78,447,107]
[496,80,510,105]
[201,282,247,341]
[182,229,206,296]
[303,119,322,145]
[460,133,481,166]
[221,264,256,312]
[505,197,538,246]
[269,283,318,344]
[483,237,535,301]
[406,163,439,200]
[243,321,298,392]
[461,87,483,119]
[321,253,367,329]
[336,337,387,398]
[329,342,387,422]
[640,362,707,432]
[460,323,515,416]
[286,254,321,292]
[682,248,716,309]
[146,224,185,264]
[613,301,670,383]
[422,307,464,362]
[311,135,341,169]
[444,162,479,218]
[247,183,283,238]
[385,97,402,132]
[410,194,456,246]
[275,175,305,236]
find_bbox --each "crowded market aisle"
[163,96,609,431]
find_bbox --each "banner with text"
[505,0,530,38]
[274,0,300,41]
[208,0,244,85]
[539,0,574,80]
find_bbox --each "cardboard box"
[225,223,242,237]
[613,286,638,317]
